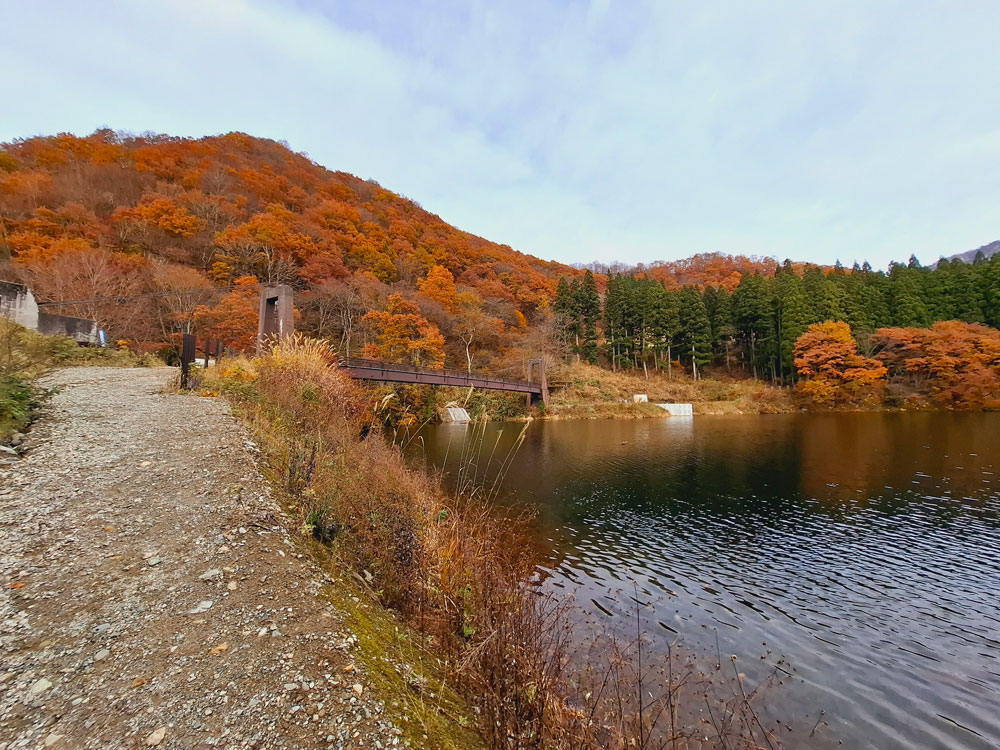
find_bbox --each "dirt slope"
[0,368,400,749]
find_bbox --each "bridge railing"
[340,356,537,388]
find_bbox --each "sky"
[3,0,1000,269]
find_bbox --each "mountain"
[0,130,576,348]
[934,240,1000,267]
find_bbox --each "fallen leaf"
[341,663,356,673]
[7,582,26,589]
[209,642,229,655]
[131,677,147,688]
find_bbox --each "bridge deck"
[340,357,542,394]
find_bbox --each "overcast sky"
[4,0,999,268]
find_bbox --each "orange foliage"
[0,129,567,360]
[794,321,887,407]
[362,293,445,368]
[417,264,457,311]
[134,194,202,237]
[193,275,260,352]
[872,322,1000,409]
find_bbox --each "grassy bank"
[546,362,796,417]
[204,339,789,749]
[0,319,161,445]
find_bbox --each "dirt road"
[0,368,400,749]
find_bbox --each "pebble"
[29,677,53,696]
[0,369,403,750]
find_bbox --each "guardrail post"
[181,333,196,389]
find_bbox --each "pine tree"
[733,273,775,379]
[576,270,601,364]
[678,286,712,379]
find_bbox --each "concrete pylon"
[526,357,549,409]
[256,285,294,355]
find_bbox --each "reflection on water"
[407,413,1000,750]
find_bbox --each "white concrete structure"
[656,403,694,416]
[441,405,472,423]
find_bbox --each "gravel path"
[0,368,400,750]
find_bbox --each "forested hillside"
[2,129,999,404]
[0,130,573,369]
[557,256,1000,379]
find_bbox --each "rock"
[226,581,237,591]
[352,684,364,696]
[10,432,24,446]
[0,445,17,456]
[139,461,153,468]
[29,677,53,695]
[147,557,161,567]
[199,568,222,581]
[94,648,111,662]
[43,733,64,746]
[189,600,214,614]
[146,727,167,746]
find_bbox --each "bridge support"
[256,285,294,356]
[526,358,549,409]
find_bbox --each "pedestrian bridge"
[339,357,547,402]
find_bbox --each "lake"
[406,413,1000,749]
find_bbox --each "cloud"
[3,0,1000,268]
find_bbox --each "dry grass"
[205,339,791,748]
[548,362,795,416]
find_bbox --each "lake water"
[407,413,1000,749]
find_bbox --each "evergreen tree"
[576,270,601,363]
[678,286,712,378]
[733,273,775,379]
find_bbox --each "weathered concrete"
[0,281,39,330]
[256,284,294,355]
[0,281,99,345]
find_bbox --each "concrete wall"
[0,280,39,330]
[1,280,100,345]
[656,403,694,417]
[38,312,100,345]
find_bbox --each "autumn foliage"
[793,321,887,407]
[0,130,573,358]
[872,321,1000,409]
[362,293,446,368]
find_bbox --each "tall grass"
[208,337,789,748]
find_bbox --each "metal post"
[181,333,196,389]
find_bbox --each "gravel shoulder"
[0,367,400,750]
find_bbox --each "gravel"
[0,368,403,749]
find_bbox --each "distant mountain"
[934,240,1000,267]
